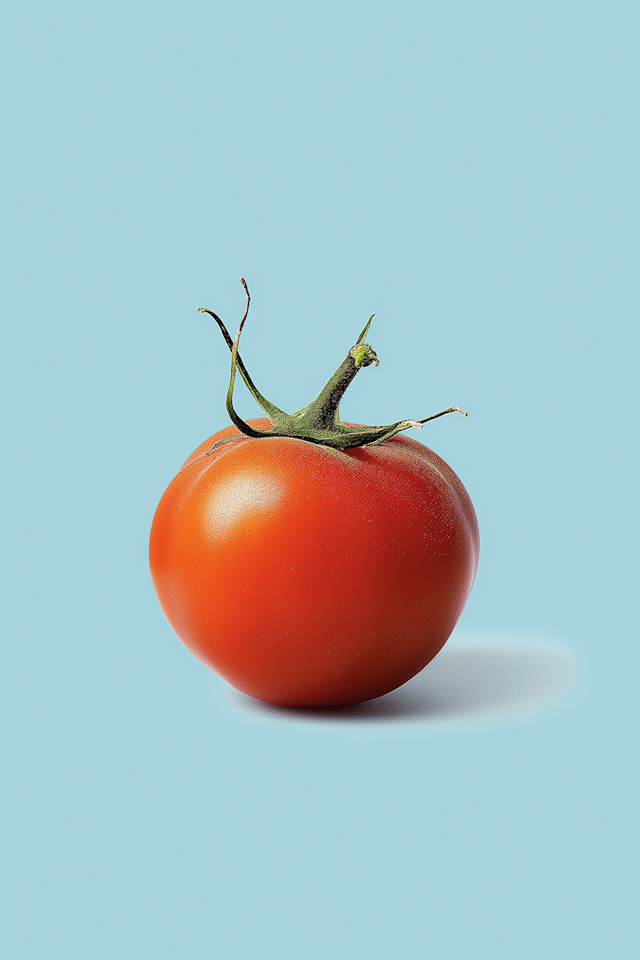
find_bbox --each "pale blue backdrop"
[2,2,638,958]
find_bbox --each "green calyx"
[198,278,467,453]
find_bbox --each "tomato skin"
[149,418,479,706]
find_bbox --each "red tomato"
[149,416,479,706]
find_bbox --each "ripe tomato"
[150,281,478,706]
[149,416,479,706]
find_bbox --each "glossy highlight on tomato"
[149,281,479,706]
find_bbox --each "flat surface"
[2,2,638,958]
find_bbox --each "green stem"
[198,281,468,451]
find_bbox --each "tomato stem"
[198,279,467,451]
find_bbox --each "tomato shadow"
[225,637,584,726]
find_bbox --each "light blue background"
[2,2,638,957]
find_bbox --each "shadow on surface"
[225,638,582,726]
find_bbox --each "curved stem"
[199,281,288,423]
[418,406,467,424]
[204,434,244,456]
[224,282,274,440]
[198,283,469,450]
[197,307,257,394]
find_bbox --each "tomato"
[150,282,479,706]
[150,417,478,706]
